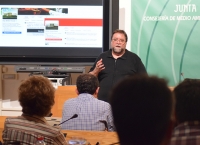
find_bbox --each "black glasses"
[112,38,125,43]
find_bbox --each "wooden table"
[62,130,119,145]
[0,116,6,142]
[0,116,6,130]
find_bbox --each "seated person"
[169,79,200,145]
[2,75,67,145]
[61,74,115,131]
[110,74,175,145]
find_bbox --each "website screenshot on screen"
[0,5,103,47]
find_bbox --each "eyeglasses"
[112,38,125,43]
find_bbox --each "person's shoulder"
[4,116,30,128]
[5,116,23,122]
[99,49,111,56]
[6,116,17,119]
[95,99,111,107]
[64,98,77,104]
[94,50,111,62]
[126,49,137,55]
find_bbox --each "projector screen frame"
[0,0,119,65]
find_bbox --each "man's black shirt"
[90,49,147,102]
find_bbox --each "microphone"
[54,114,78,126]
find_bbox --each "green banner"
[131,0,200,86]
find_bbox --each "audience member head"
[18,75,55,117]
[111,29,128,42]
[76,73,99,95]
[110,74,174,145]
[174,78,200,124]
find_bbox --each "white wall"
[119,0,131,50]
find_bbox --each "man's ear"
[94,87,99,98]
[75,88,79,95]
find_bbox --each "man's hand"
[95,59,105,71]
[89,59,105,76]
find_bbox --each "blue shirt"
[61,93,115,131]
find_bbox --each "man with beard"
[89,29,147,102]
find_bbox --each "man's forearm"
[89,70,99,77]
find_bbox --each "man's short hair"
[111,29,128,42]
[18,75,55,117]
[110,74,173,145]
[76,74,99,94]
[174,78,200,123]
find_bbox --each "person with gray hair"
[89,29,147,102]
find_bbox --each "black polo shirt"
[90,49,147,102]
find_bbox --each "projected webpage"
[0,5,103,47]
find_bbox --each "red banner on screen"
[44,18,102,26]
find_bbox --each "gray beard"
[113,47,124,55]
